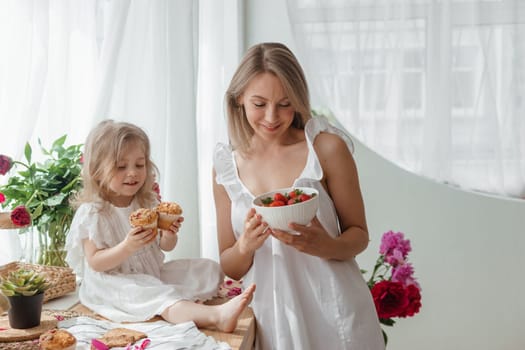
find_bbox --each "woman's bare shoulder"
[313,131,352,160]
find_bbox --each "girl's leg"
[161,283,256,333]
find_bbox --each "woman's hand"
[271,217,335,259]
[238,208,271,255]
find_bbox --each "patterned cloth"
[58,316,231,350]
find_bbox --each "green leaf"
[24,142,32,163]
[380,318,396,327]
[45,192,67,206]
[52,134,67,151]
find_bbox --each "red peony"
[0,155,13,175]
[399,284,422,317]
[10,205,31,226]
[371,280,409,319]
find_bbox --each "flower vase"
[0,228,22,265]
[36,227,68,267]
[18,226,39,264]
[38,246,67,267]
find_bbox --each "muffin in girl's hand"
[129,208,158,242]
[155,202,183,230]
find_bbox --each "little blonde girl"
[66,120,255,331]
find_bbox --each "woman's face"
[239,72,296,140]
[107,141,147,207]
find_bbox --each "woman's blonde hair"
[225,42,311,153]
[72,120,159,209]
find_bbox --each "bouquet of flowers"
[0,135,83,266]
[363,230,422,345]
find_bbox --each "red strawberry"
[298,194,311,202]
[273,192,287,202]
[269,200,286,207]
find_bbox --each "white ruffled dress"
[214,117,384,350]
[65,199,224,322]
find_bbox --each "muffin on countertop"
[39,328,76,350]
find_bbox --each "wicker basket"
[0,261,76,303]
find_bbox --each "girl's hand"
[124,226,156,252]
[165,216,184,236]
[238,208,271,255]
[159,216,184,251]
[271,217,335,259]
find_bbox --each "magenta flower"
[0,155,12,175]
[363,230,422,345]
[384,248,406,267]
[152,182,162,201]
[391,263,420,289]
[0,192,5,204]
[380,230,411,260]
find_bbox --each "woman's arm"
[314,132,369,259]
[213,169,270,280]
[272,132,369,261]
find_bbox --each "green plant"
[0,268,50,297]
[0,135,83,266]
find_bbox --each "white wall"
[245,1,525,349]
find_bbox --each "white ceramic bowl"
[252,187,319,232]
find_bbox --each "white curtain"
[196,0,244,261]
[93,0,200,259]
[0,0,201,258]
[286,0,525,199]
[0,0,97,157]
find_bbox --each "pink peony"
[384,248,406,267]
[380,230,411,261]
[0,192,5,204]
[391,263,420,288]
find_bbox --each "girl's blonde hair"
[72,120,159,209]
[225,42,311,153]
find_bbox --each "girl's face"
[240,72,296,141]
[107,141,147,207]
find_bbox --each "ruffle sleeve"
[305,116,354,154]
[65,202,108,277]
[213,143,246,202]
[296,116,356,183]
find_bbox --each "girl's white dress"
[214,117,385,350]
[65,200,224,322]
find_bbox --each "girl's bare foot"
[216,283,256,332]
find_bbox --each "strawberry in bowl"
[252,187,319,232]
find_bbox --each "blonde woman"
[213,42,384,349]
